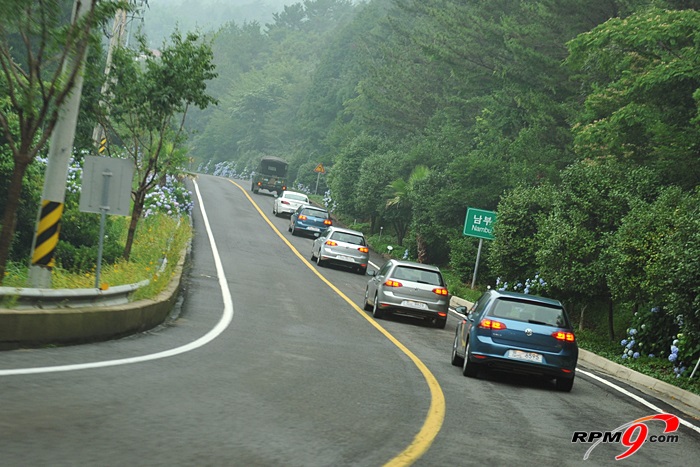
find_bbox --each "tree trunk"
[394,220,406,246]
[578,303,587,332]
[416,234,428,264]
[0,159,31,284]
[608,299,615,341]
[122,190,145,261]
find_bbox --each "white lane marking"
[0,178,233,376]
[577,368,700,434]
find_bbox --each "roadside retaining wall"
[0,280,150,310]
[0,250,187,350]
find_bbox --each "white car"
[273,190,310,217]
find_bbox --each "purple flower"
[668,353,678,362]
[670,345,679,354]
[633,352,640,358]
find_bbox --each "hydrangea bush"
[495,274,549,296]
[294,183,311,194]
[198,160,251,180]
[143,175,194,218]
[323,189,337,212]
[619,306,697,378]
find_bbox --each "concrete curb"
[578,349,700,419]
[0,248,188,350]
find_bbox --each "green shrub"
[447,236,475,283]
[441,268,482,303]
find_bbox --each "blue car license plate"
[506,349,543,363]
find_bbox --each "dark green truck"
[251,156,289,196]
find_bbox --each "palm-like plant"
[385,165,430,247]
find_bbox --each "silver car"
[311,226,369,274]
[273,190,310,217]
[364,259,450,328]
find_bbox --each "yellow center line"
[227,179,445,466]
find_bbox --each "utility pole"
[28,0,93,288]
[91,8,129,150]
[92,1,148,151]
[29,1,147,288]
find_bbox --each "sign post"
[80,156,134,288]
[314,163,325,194]
[463,207,497,288]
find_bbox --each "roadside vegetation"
[2,175,193,301]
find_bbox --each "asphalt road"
[1,173,699,466]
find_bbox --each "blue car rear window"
[302,208,328,218]
[490,299,569,328]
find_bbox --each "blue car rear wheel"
[451,333,464,366]
[556,375,574,392]
[462,340,478,377]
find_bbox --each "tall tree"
[566,7,700,189]
[326,133,382,216]
[535,158,659,334]
[0,0,126,283]
[106,30,217,259]
[354,150,400,233]
[488,183,558,282]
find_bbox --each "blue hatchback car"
[289,205,332,238]
[451,289,578,391]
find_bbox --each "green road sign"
[463,207,497,240]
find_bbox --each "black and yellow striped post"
[27,0,92,288]
[31,201,64,269]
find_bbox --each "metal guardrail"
[0,280,150,310]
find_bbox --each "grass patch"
[441,268,482,303]
[2,214,191,299]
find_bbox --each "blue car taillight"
[552,331,576,342]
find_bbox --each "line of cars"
[275,190,452,328]
[273,190,578,391]
[275,191,370,274]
